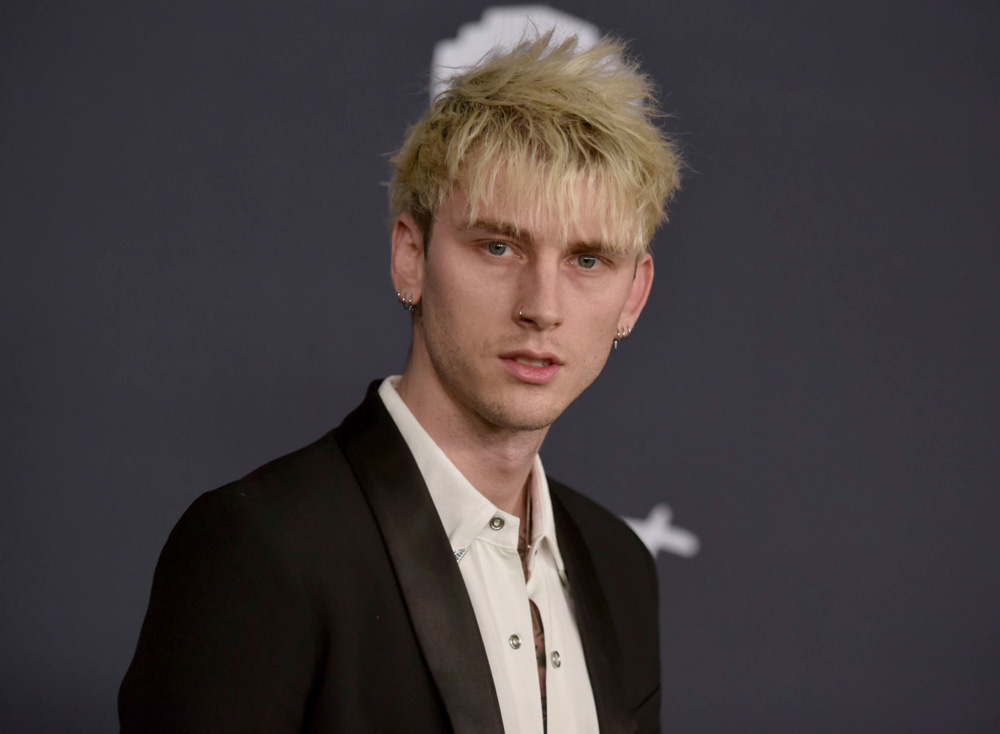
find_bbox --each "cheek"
[582,336,613,372]
[424,268,499,353]
[430,255,485,302]
[572,288,627,334]
[433,260,511,317]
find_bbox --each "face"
[392,183,654,434]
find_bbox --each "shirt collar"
[378,376,565,574]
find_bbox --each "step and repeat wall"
[2,1,997,731]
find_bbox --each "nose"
[515,260,563,330]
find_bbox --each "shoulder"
[547,479,659,642]
[549,478,656,582]
[121,431,364,731]
[166,428,373,577]
[548,477,661,725]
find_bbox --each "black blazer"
[120,382,661,733]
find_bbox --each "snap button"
[509,634,522,650]
[551,651,561,668]
[490,516,505,531]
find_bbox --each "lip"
[499,350,563,385]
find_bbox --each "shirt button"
[551,651,561,668]
[508,634,522,650]
[490,516,505,531]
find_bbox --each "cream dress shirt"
[379,378,599,734]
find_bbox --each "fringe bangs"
[390,32,682,255]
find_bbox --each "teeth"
[514,357,551,367]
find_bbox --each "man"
[120,32,681,734]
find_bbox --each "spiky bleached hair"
[389,32,682,257]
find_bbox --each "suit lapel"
[335,382,505,734]
[551,490,635,734]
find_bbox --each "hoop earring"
[612,325,632,350]
[396,290,415,312]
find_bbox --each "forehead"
[445,164,635,252]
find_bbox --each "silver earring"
[396,290,415,312]
[613,325,632,349]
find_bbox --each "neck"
[396,361,547,523]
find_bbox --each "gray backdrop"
[2,1,998,732]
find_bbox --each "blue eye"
[577,254,600,269]
[487,241,510,256]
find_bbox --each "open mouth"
[513,356,552,368]
[500,352,563,385]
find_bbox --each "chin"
[474,390,570,432]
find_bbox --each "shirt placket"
[519,494,548,733]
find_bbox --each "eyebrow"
[468,218,534,246]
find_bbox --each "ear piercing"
[613,325,632,350]
[396,290,416,312]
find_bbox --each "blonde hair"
[389,32,682,257]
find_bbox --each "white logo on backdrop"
[431,6,600,100]
[624,504,700,559]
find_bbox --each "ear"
[618,253,654,328]
[390,213,426,307]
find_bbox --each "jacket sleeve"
[119,489,320,733]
